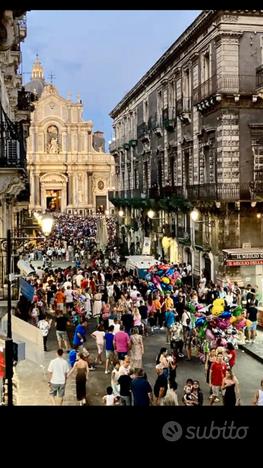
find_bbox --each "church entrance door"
[46,189,62,211]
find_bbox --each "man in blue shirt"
[165,309,176,343]
[73,319,88,349]
[104,325,115,374]
[131,368,153,406]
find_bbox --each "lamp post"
[3,213,54,406]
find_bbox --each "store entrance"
[46,190,62,211]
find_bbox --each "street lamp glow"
[190,208,200,222]
[105,209,109,216]
[147,209,155,219]
[40,214,54,236]
[257,213,261,219]
[118,209,124,217]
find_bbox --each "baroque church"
[25,56,115,214]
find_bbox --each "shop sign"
[225,259,263,266]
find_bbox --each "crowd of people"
[11,214,263,406]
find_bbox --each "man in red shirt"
[209,351,227,405]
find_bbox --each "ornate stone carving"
[222,15,239,22]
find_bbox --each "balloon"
[162,277,170,284]
[233,306,242,317]
[246,319,252,327]
[206,329,215,341]
[176,279,182,286]
[220,338,227,346]
[195,317,206,327]
[230,316,237,324]
[212,298,225,315]
[219,311,231,319]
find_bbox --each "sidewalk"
[238,327,263,364]
[15,319,109,406]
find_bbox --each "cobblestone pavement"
[14,317,263,406]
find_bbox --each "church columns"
[87,172,93,205]
[35,174,40,206]
[30,171,35,207]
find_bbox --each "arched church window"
[47,125,60,153]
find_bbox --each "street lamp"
[190,208,200,222]
[147,209,155,219]
[40,213,54,236]
[118,209,124,217]
[2,213,54,406]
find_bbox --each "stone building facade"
[26,58,115,215]
[110,10,263,288]
[0,10,34,292]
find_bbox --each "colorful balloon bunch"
[145,263,183,295]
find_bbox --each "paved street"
[15,319,263,406]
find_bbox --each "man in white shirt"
[48,349,70,405]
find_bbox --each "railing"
[176,97,192,115]
[193,75,217,105]
[193,74,258,105]
[256,66,263,89]
[148,185,185,198]
[177,226,190,239]
[108,189,145,201]
[137,122,148,138]
[185,183,261,201]
[0,103,26,169]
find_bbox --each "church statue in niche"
[47,125,60,153]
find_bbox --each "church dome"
[24,54,45,98]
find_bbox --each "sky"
[21,10,201,150]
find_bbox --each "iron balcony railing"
[256,65,263,89]
[193,74,258,105]
[0,103,26,169]
[185,183,262,201]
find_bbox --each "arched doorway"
[40,173,68,213]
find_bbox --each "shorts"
[118,352,127,361]
[97,344,104,354]
[56,331,68,341]
[66,302,74,309]
[106,350,115,360]
[211,385,220,397]
[56,303,64,311]
[49,383,65,397]
[249,321,257,331]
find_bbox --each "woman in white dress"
[129,327,144,369]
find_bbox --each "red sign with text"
[225,259,263,266]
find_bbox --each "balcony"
[162,107,176,131]
[137,122,148,139]
[0,103,26,170]
[186,183,240,201]
[108,189,146,202]
[193,74,258,106]
[148,185,184,199]
[193,75,217,105]
[176,97,192,115]
[256,65,263,90]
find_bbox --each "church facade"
[25,57,115,214]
